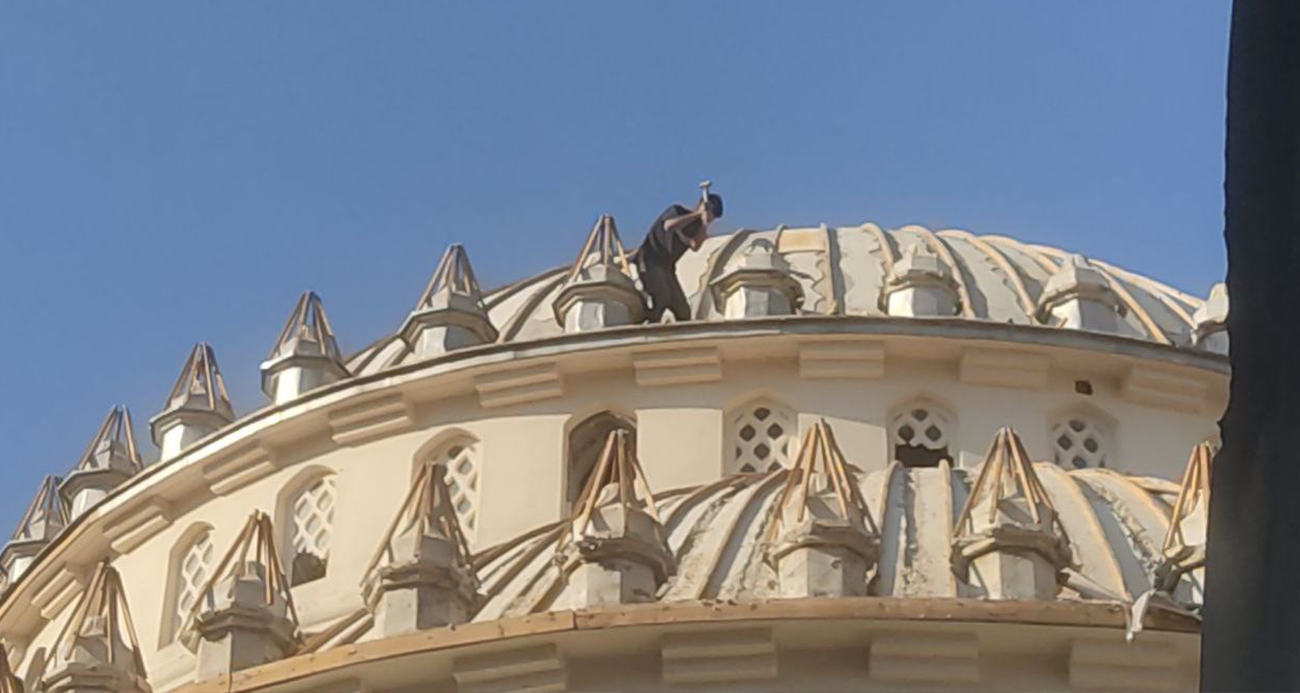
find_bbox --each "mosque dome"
[0,219,1225,692]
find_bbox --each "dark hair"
[705,193,724,219]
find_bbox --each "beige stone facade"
[0,223,1225,692]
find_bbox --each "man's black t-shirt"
[640,205,706,267]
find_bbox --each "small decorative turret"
[1154,442,1212,596]
[710,239,804,319]
[557,429,674,608]
[952,428,1072,600]
[1,476,67,584]
[1192,282,1229,354]
[260,292,349,405]
[181,511,301,682]
[553,215,644,331]
[149,344,235,461]
[881,242,960,317]
[60,406,142,518]
[362,461,478,636]
[399,244,498,359]
[1036,254,1121,332]
[43,561,150,693]
[763,420,879,598]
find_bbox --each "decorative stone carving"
[881,242,960,317]
[710,239,803,319]
[554,215,644,331]
[764,420,880,598]
[60,406,142,518]
[952,428,1071,600]
[43,562,150,693]
[558,429,674,608]
[399,244,497,359]
[1192,282,1228,354]
[260,291,349,405]
[1,476,67,583]
[1036,254,1122,332]
[363,461,478,636]
[181,511,301,682]
[149,344,235,461]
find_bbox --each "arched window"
[431,438,481,537]
[567,412,636,509]
[727,398,796,474]
[168,529,214,641]
[1051,413,1112,469]
[287,475,336,586]
[890,400,954,468]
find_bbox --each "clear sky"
[0,2,1230,534]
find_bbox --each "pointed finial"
[400,245,498,357]
[73,406,141,475]
[765,419,879,547]
[261,292,349,402]
[566,429,661,541]
[951,428,1072,599]
[161,344,234,421]
[11,476,66,543]
[46,561,149,692]
[150,344,235,459]
[416,244,486,311]
[363,461,474,591]
[181,511,300,653]
[61,406,143,517]
[1155,442,1213,592]
[565,215,633,283]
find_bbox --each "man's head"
[700,193,724,224]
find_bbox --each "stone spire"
[0,642,20,693]
[553,215,644,331]
[710,239,804,319]
[181,511,300,682]
[1,476,67,583]
[952,428,1072,600]
[43,561,150,693]
[149,344,235,461]
[764,420,879,598]
[260,291,349,405]
[362,461,478,636]
[881,242,960,317]
[1155,442,1213,595]
[60,406,142,519]
[558,429,674,608]
[1192,282,1229,354]
[1036,254,1121,332]
[399,244,498,359]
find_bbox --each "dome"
[348,223,1212,375]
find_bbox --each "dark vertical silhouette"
[1202,1,1300,690]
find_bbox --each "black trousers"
[638,256,691,323]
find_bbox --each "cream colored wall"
[0,330,1224,691]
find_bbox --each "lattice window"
[170,531,214,639]
[434,439,480,538]
[1051,416,1110,469]
[289,476,335,586]
[729,400,795,474]
[891,403,954,468]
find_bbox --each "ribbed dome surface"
[463,462,1203,623]
[348,224,1210,375]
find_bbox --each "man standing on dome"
[636,182,724,323]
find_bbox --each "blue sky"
[0,2,1230,533]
